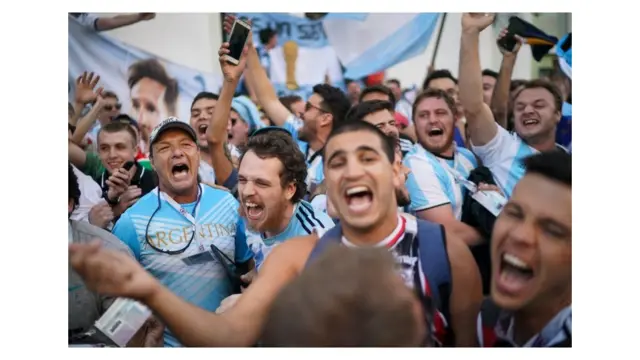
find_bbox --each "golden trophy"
[283,40,299,90]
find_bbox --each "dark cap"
[149,117,198,156]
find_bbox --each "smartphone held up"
[224,18,252,66]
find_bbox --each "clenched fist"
[89,202,114,229]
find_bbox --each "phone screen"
[228,22,250,62]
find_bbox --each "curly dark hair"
[239,128,308,202]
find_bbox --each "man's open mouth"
[522,118,540,127]
[244,201,264,220]
[496,253,535,294]
[198,124,208,136]
[428,127,444,137]
[171,163,190,180]
[344,185,373,214]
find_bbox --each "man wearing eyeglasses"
[109,117,254,347]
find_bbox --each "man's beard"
[298,128,312,143]
[396,189,411,208]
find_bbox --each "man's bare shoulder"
[266,234,319,273]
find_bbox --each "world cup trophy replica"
[283,40,299,90]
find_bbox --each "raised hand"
[106,166,137,202]
[69,240,160,301]
[218,42,249,83]
[74,71,103,105]
[223,15,254,48]
[497,28,524,55]
[461,13,496,33]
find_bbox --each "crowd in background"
[68,12,572,348]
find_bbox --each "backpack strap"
[416,219,452,321]
[478,297,502,347]
[304,222,343,268]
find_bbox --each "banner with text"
[68,16,222,153]
[234,13,346,99]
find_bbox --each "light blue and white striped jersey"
[112,184,253,347]
[471,126,568,198]
[404,144,478,220]
[248,200,334,270]
[281,114,325,194]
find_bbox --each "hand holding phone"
[105,162,137,202]
[223,18,252,66]
[497,28,523,54]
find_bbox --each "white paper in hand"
[94,298,152,347]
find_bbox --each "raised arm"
[224,15,293,127]
[206,42,248,187]
[458,13,498,147]
[95,13,155,32]
[491,28,523,129]
[72,96,106,145]
[70,71,102,126]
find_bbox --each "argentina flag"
[322,13,441,80]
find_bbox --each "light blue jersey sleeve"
[404,152,450,212]
[234,216,253,264]
[112,212,141,261]
[281,114,303,139]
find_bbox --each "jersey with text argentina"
[248,200,334,270]
[471,126,567,198]
[112,184,252,347]
[281,115,324,194]
[404,144,478,220]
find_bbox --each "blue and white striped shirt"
[471,126,568,198]
[112,184,252,347]
[404,144,478,220]
[281,114,324,194]
[248,200,334,270]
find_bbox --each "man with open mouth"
[235,127,334,271]
[202,41,334,273]
[189,91,220,186]
[404,89,486,246]
[458,13,568,199]
[105,117,254,347]
[70,121,481,348]
[479,151,571,347]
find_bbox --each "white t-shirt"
[70,164,104,222]
[471,126,539,198]
[198,160,216,185]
